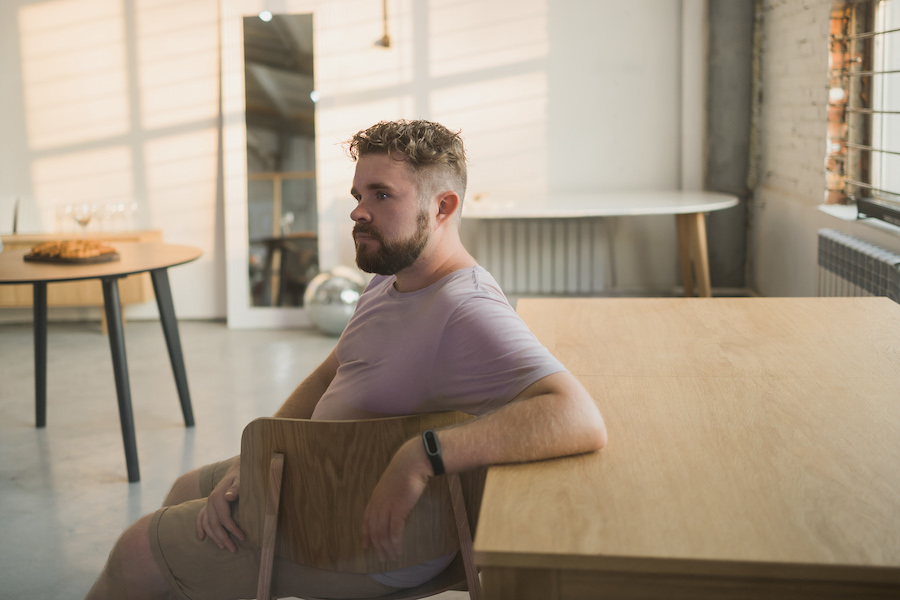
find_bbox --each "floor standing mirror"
[223,3,320,327]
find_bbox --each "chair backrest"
[238,411,484,575]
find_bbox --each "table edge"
[473,550,900,586]
[462,192,739,219]
[0,243,202,285]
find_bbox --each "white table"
[463,191,738,297]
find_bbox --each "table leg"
[675,213,712,298]
[33,282,48,428]
[262,245,275,306]
[688,213,712,297]
[277,244,289,306]
[101,277,140,483]
[150,268,195,427]
[675,214,695,297]
[603,218,618,291]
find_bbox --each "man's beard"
[353,210,430,275]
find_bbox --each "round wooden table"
[0,242,202,482]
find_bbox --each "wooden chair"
[239,412,485,600]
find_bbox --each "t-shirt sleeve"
[428,295,566,416]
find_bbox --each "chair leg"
[448,473,482,600]
[257,453,285,600]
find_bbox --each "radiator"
[817,229,900,303]
[472,218,614,295]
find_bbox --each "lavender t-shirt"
[311,266,565,420]
[310,266,565,586]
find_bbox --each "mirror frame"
[222,0,317,328]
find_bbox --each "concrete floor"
[0,319,468,599]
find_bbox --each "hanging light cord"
[378,0,391,47]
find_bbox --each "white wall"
[544,1,685,292]
[2,0,693,323]
[752,0,900,297]
[0,0,224,322]
[306,0,687,292]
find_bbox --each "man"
[86,119,606,600]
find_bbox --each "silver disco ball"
[303,268,367,336]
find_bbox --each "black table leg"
[101,277,140,483]
[150,268,195,427]
[277,243,290,307]
[33,282,47,428]
[261,245,275,306]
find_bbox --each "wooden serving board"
[24,252,121,264]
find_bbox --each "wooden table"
[462,192,738,297]
[474,297,900,599]
[0,230,162,309]
[0,242,202,482]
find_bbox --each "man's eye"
[376,192,388,200]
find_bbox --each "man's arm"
[197,349,340,552]
[362,370,606,561]
[275,348,340,418]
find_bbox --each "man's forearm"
[432,371,606,475]
[362,371,605,558]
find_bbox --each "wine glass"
[70,203,96,237]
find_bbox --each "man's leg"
[163,467,203,507]
[86,459,243,600]
[85,514,171,600]
[85,465,206,600]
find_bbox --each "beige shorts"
[148,457,402,600]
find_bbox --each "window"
[827,0,900,227]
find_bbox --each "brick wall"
[758,0,832,206]
[751,0,834,296]
[751,0,900,297]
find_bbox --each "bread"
[28,240,117,259]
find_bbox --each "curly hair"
[346,120,468,208]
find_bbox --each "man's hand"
[362,438,432,562]
[197,460,244,553]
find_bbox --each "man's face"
[350,154,432,276]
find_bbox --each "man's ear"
[434,191,461,224]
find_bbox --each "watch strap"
[422,429,445,476]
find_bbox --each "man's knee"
[163,468,202,507]
[112,516,155,569]
[96,515,169,599]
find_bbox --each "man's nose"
[350,202,370,223]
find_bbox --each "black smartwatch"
[422,429,445,476]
